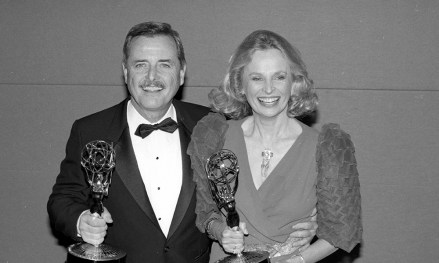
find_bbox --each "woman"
[188,30,362,263]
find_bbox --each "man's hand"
[78,207,113,245]
[290,208,317,251]
[220,222,248,254]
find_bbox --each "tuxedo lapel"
[106,99,161,230]
[166,101,201,239]
[167,121,195,238]
[114,127,161,229]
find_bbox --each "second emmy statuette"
[205,149,269,263]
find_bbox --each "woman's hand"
[220,222,248,254]
[269,254,304,263]
[289,208,317,252]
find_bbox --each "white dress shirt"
[127,100,182,237]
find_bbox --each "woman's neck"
[242,113,302,189]
[244,114,299,147]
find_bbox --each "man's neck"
[131,101,173,123]
[140,111,167,123]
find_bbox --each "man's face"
[123,35,185,121]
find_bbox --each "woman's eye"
[251,76,262,81]
[276,74,286,80]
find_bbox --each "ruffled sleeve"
[316,123,362,252]
[187,112,229,232]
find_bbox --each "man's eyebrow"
[158,59,175,64]
[133,59,149,63]
[131,58,175,64]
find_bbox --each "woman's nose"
[264,81,274,94]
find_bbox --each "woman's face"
[242,49,293,119]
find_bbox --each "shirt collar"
[127,100,177,127]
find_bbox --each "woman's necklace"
[261,148,274,182]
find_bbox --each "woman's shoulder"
[317,123,356,165]
[295,120,320,144]
[315,123,362,252]
[319,123,353,144]
[192,112,229,144]
[227,116,248,128]
[298,120,319,133]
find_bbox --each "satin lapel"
[167,119,195,239]
[113,120,161,230]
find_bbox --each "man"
[48,22,316,263]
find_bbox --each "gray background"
[1,1,438,262]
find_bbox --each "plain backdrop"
[1,1,438,262]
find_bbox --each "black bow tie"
[135,117,179,138]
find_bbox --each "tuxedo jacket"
[48,99,212,263]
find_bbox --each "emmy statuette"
[205,149,270,263]
[67,140,126,263]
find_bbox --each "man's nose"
[148,66,157,81]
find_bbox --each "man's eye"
[135,63,147,69]
[160,63,171,68]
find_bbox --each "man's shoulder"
[174,100,210,119]
[174,99,209,111]
[173,100,211,130]
[75,99,126,126]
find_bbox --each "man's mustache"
[140,79,165,89]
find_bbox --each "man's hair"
[209,30,318,120]
[122,21,186,67]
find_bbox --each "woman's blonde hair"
[209,30,318,120]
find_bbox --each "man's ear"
[179,64,186,86]
[122,63,128,84]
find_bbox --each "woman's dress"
[188,113,362,262]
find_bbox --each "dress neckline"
[230,118,308,193]
[224,118,315,241]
